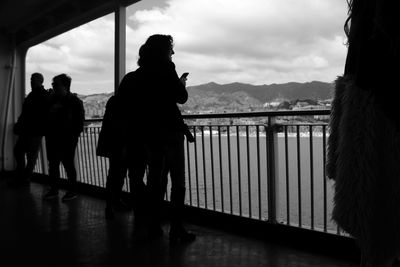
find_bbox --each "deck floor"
[0,179,357,267]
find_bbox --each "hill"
[187,81,333,103]
[184,81,333,112]
[79,81,334,117]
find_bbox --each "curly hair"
[137,34,174,67]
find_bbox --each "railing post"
[267,116,279,224]
[40,138,48,175]
[74,149,80,183]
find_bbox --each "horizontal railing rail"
[35,109,346,236]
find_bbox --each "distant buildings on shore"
[263,98,331,111]
[82,94,332,120]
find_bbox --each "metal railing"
[35,109,343,235]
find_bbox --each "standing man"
[12,73,50,186]
[43,74,85,201]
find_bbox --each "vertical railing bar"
[85,127,93,185]
[186,126,193,206]
[89,127,97,186]
[209,125,216,211]
[265,125,269,220]
[34,147,39,173]
[40,139,48,175]
[96,127,106,187]
[82,130,89,184]
[40,148,44,173]
[89,127,98,186]
[78,131,85,183]
[193,125,200,208]
[101,129,109,188]
[322,125,328,232]
[92,127,104,186]
[246,125,252,218]
[102,157,109,189]
[86,127,95,186]
[36,147,40,173]
[256,125,262,220]
[266,117,279,224]
[82,127,91,185]
[100,128,108,188]
[76,138,84,183]
[36,143,41,173]
[39,153,43,173]
[297,125,302,227]
[125,175,130,193]
[127,160,132,193]
[201,126,208,209]
[165,173,169,201]
[34,144,39,173]
[218,125,224,213]
[93,127,102,187]
[91,127,98,186]
[72,139,78,180]
[285,125,290,225]
[35,154,40,173]
[80,131,87,183]
[80,137,87,184]
[59,158,65,179]
[309,125,315,230]
[236,125,242,216]
[227,126,233,214]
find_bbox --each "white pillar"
[0,33,26,171]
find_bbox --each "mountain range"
[80,81,334,117]
[184,81,333,112]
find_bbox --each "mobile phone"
[181,72,189,79]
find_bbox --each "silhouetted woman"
[327,0,400,266]
[121,34,195,242]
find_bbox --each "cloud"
[27,0,349,94]
[26,14,115,94]
[127,0,348,85]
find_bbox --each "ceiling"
[0,0,139,48]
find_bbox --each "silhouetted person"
[160,121,195,243]
[43,74,84,201]
[97,95,127,219]
[12,73,50,186]
[327,0,400,266]
[121,34,195,242]
[161,123,195,197]
[96,94,145,220]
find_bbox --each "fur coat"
[327,75,400,262]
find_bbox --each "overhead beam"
[16,0,139,50]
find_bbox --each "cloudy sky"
[26,0,349,95]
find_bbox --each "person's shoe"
[169,225,196,245]
[62,191,77,202]
[43,189,59,200]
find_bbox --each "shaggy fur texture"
[327,75,400,263]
